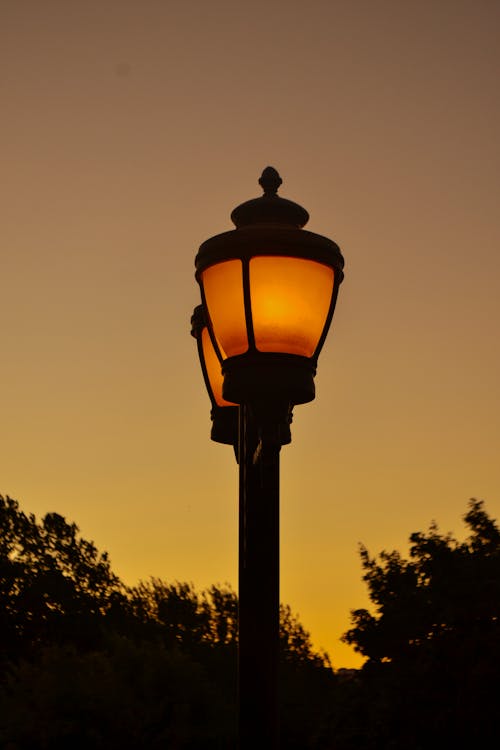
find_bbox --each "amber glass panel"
[202,260,248,357]
[250,256,334,357]
[201,327,235,407]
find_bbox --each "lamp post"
[192,167,344,749]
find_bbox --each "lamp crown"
[230,167,309,229]
[259,166,282,195]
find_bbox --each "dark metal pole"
[238,403,281,749]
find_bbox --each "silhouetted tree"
[0,637,231,750]
[334,499,500,747]
[0,495,125,662]
[0,494,335,748]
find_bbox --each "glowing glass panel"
[250,256,334,357]
[202,260,248,357]
[201,327,235,407]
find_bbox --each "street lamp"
[190,303,239,447]
[193,167,344,749]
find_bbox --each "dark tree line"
[330,498,500,748]
[0,495,333,748]
[1,494,499,748]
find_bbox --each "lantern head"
[195,167,344,409]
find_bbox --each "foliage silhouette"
[5,494,498,747]
[0,494,333,748]
[332,498,500,747]
[0,495,125,664]
[0,638,228,750]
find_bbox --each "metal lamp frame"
[195,172,344,408]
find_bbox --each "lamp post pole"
[192,167,344,750]
[238,404,283,749]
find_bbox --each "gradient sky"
[2,0,499,668]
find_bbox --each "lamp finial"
[259,167,282,195]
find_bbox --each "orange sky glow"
[1,0,499,668]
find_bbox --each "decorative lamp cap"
[230,167,309,229]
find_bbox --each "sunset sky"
[2,0,499,668]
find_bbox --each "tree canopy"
[2,493,499,747]
[336,498,500,747]
[0,494,333,749]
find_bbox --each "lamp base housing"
[222,353,316,407]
